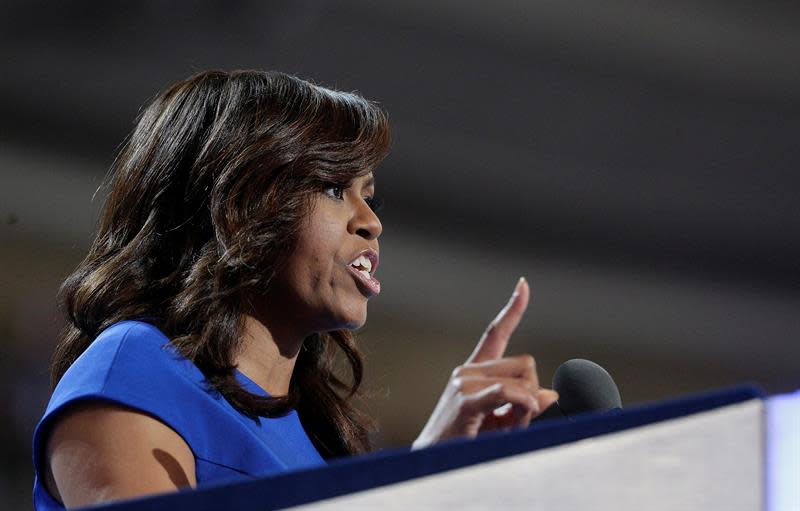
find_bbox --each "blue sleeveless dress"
[32,320,326,510]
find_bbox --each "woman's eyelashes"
[364,196,383,213]
[322,184,345,200]
[322,184,383,212]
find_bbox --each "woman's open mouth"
[347,252,381,297]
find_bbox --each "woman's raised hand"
[412,278,558,449]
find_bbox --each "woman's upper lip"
[349,248,379,274]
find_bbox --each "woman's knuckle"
[456,395,472,414]
[493,382,507,397]
[457,361,472,373]
[520,354,536,369]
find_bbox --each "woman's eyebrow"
[363,175,375,188]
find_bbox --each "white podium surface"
[768,392,800,511]
[291,400,763,511]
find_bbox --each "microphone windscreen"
[552,359,622,415]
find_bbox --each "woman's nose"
[351,200,382,240]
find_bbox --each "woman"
[32,70,558,510]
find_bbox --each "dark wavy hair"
[50,69,391,458]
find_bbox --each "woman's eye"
[322,184,345,200]
[364,196,384,213]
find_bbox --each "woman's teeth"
[350,255,373,279]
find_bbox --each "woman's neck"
[235,314,306,397]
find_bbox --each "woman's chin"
[328,305,368,332]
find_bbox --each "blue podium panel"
[82,385,767,511]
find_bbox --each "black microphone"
[534,358,622,422]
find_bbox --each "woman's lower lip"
[347,265,381,297]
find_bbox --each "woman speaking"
[32,70,558,510]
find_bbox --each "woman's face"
[266,172,382,335]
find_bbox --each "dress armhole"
[37,397,197,508]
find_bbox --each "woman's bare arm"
[44,401,196,509]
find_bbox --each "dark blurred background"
[2,1,799,508]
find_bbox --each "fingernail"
[511,277,524,297]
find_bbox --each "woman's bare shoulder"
[44,400,196,508]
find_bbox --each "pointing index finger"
[466,277,530,364]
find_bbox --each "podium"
[88,385,799,511]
